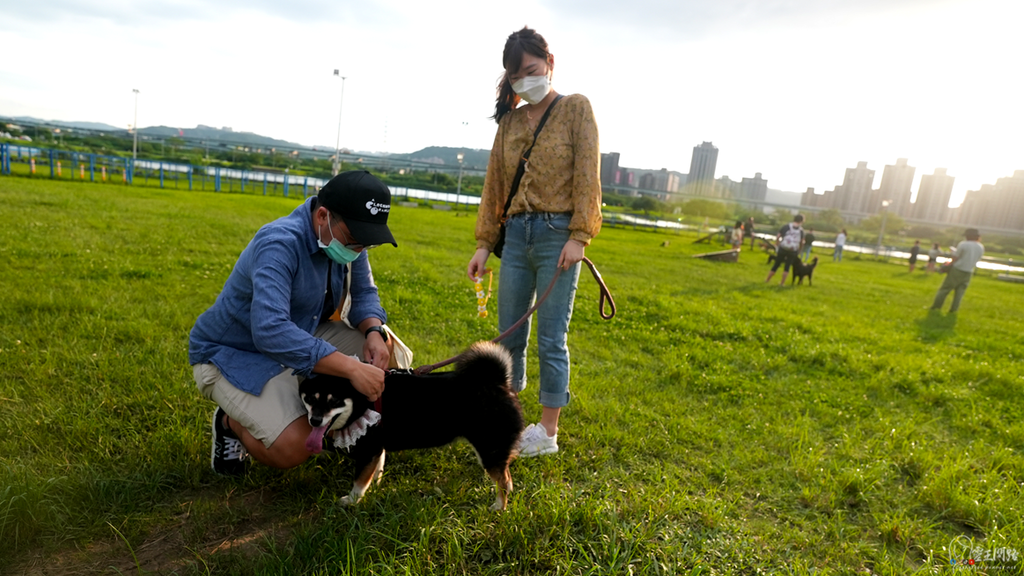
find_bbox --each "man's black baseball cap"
[318,171,397,247]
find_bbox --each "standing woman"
[834,228,847,262]
[467,27,602,458]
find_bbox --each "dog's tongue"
[305,425,329,454]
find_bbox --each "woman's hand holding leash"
[558,239,585,270]
[416,255,615,375]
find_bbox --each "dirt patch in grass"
[7,487,313,575]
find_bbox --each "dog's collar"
[330,408,381,452]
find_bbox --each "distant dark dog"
[792,257,818,285]
[298,342,524,511]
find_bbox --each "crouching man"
[189,171,398,475]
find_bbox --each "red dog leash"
[413,257,615,375]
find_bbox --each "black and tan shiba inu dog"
[299,341,524,510]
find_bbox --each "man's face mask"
[318,213,361,265]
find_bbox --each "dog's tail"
[455,341,513,389]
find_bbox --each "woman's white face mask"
[512,74,551,105]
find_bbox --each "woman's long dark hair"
[492,27,549,124]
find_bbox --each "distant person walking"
[746,216,756,251]
[930,229,984,313]
[730,220,744,251]
[908,240,921,273]
[834,229,847,262]
[927,242,940,273]
[765,214,804,285]
[801,228,816,262]
[467,26,602,458]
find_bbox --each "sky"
[1,0,1022,206]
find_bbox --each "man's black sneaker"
[211,407,248,476]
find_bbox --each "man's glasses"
[334,216,381,252]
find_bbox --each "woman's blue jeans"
[498,213,580,409]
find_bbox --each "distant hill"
[765,188,804,206]
[386,146,490,170]
[4,116,123,132]
[139,125,305,150]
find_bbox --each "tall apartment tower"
[956,184,993,227]
[878,158,916,217]
[687,142,719,197]
[998,170,1024,230]
[913,168,955,223]
[739,173,768,202]
[801,187,822,208]
[600,152,620,187]
[832,161,875,213]
[963,170,1024,229]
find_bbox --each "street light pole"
[455,152,464,208]
[332,70,346,176]
[876,200,891,255]
[132,89,140,161]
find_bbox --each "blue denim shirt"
[188,197,387,395]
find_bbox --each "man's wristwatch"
[364,325,389,343]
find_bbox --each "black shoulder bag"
[492,94,564,259]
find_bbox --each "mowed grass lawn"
[1,177,1022,575]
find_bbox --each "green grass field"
[2,177,1022,575]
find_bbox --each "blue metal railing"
[0,142,482,206]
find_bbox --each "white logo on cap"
[365,199,390,216]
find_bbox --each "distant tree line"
[1,126,485,196]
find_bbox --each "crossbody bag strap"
[500,94,565,222]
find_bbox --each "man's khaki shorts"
[193,321,367,448]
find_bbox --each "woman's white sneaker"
[517,423,558,458]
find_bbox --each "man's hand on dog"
[349,361,385,402]
[314,352,385,401]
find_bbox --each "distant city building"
[687,141,719,197]
[622,170,636,188]
[600,152,620,188]
[651,168,680,193]
[621,167,682,193]
[824,186,842,209]
[844,161,876,213]
[716,175,739,198]
[817,162,874,212]
[866,188,882,213]
[958,170,1024,230]
[801,187,824,208]
[739,173,768,203]
[638,172,656,190]
[913,168,955,223]
[878,158,916,218]
[956,183,994,227]
[997,170,1024,230]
